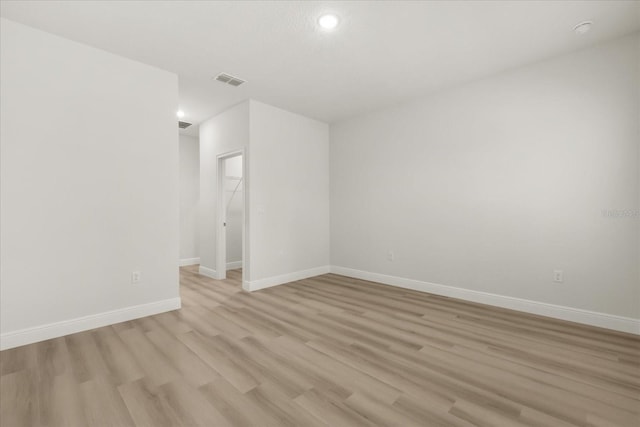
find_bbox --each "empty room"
[1,1,638,426]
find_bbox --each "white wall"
[249,101,330,287]
[0,19,180,349]
[199,101,250,276]
[225,155,243,267]
[179,134,200,263]
[198,100,330,288]
[331,34,640,323]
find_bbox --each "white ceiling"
[2,1,639,136]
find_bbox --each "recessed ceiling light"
[176,110,185,118]
[573,21,593,35]
[318,14,339,30]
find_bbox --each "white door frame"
[216,148,248,282]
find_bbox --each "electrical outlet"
[387,251,395,261]
[553,269,563,283]
[131,271,141,284]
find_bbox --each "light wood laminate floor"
[1,266,639,426]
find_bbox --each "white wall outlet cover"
[131,271,142,284]
[553,270,564,283]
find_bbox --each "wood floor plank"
[392,393,475,427]
[159,377,232,427]
[92,327,144,385]
[268,335,403,405]
[293,387,375,427]
[448,398,530,427]
[1,267,638,426]
[176,330,261,393]
[343,392,424,427]
[243,380,327,427]
[199,377,277,427]
[117,326,181,387]
[79,376,136,427]
[37,370,87,427]
[64,331,111,384]
[118,378,183,427]
[0,369,39,427]
[145,327,219,387]
[1,345,36,376]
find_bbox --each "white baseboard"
[0,297,182,351]
[179,257,200,266]
[227,261,242,270]
[198,265,218,279]
[244,265,331,292]
[330,266,640,335]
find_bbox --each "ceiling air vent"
[214,72,246,87]
[178,121,192,129]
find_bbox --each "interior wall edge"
[226,261,243,270]
[0,297,182,351]
[330,265,640,335]
[244,265,331,292]
[198,265,217,280]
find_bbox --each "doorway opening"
[216,150,246,284]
